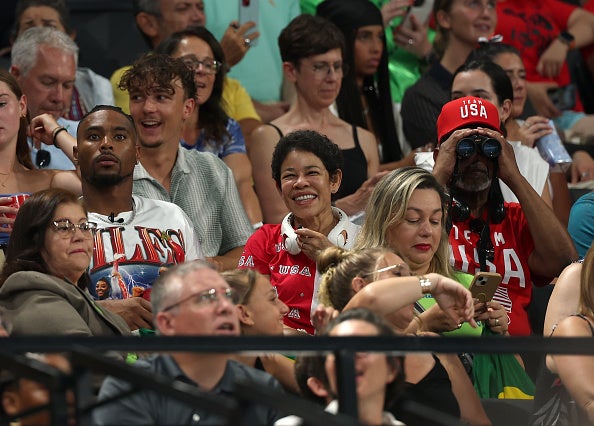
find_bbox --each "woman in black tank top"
[249,14,380,224]
[532,251,594,425]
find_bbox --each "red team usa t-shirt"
[449,203,536,336]
[239,224,319,335]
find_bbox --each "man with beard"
[75,105,202,331]
[432,96,576,337]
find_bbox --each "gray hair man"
[94,261,284,425]
[10,26,78,170]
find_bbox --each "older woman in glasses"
[0,70,80,250]
[0,189,129,336]
[155,26,263,227]
[250,14,381,224]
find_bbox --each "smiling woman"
[0,189,129,336]
[238,130,360,335]
[249,13,381,224]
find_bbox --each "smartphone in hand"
[469,272,502,303]
[547,84,576,111]
[239,0,259,46]
[401,0,434,30]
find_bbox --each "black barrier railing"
[0,352,71,425]
[2,335,594,354]
[2,335,594,425]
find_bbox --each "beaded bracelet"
[418,275,432,294]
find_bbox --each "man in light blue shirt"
[10,27,79,170]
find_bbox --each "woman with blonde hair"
[532,246,594,425]
[356,166,507,335]
[222,268,298,394]
[355,167,534,403]
[315,245,490,425]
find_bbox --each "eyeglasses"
[36,149,51,168]
[311,62,349,79]
[161,287,238,312]
[51,219,98,238]
[362,263,412,279]
[181,55,222,75]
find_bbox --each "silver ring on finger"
[494,318,500,326]
[244,37,251,48]
[408,38,414,46]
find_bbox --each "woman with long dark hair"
[250,14,381,224]
[155,26,263,226]
[317,0,415,170]
[0,69,80,249]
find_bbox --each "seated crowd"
[1,0,594,424]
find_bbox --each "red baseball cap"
[436,96,502,144]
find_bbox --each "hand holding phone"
[469,272,502,303]
[547,84,576,111]
[400,0,434,31]
[239,0,259,47]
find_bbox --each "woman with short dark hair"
[250,14,380,224]
[239,130,360,335]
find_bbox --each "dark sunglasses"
[35,149,51,168]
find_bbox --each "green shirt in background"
[299,0,435,103]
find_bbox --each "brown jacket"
[0,271,129,336]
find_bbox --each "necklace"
[0,160,14,187]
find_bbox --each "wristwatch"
[558,31,576,50]
[418,276,432,294]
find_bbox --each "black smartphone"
[547,84,576,111]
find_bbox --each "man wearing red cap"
[433,96,576,337]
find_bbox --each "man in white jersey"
[75,105,202,331]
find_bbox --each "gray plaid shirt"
[133,146,253,257]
